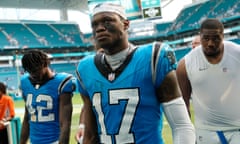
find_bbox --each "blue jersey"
[76,42,177,144]
[20,73,76,144]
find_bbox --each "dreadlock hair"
[0,82,6,94]
[200,18,224,33]
[21,49,50,73]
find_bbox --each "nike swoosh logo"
[199,67,208,71]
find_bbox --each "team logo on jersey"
[166,51,176,65]
[35,84,40,89]
[223,67,227,72]
[198,136,203,142]
[108,73,115,81]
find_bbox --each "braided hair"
[21,49,50,73]
[0,82,6,94]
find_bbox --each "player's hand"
[75,124,84,143]
[0,120,6,130]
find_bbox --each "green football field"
[14,93,194,144]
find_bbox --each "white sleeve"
[163,97,196,144]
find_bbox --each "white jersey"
[185,41,240,131]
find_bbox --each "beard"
[98,32,125,54]
[204,46,221,57]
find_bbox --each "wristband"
[78,124,85,129]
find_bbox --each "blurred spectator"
[191,35,201,49]
[0,82,15,144]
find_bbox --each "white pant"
[196,129,240,144]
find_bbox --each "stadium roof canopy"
[0,0,89,13]
[0,0,173,13]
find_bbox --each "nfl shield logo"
[108,73,115,81]
[223,67,227,72]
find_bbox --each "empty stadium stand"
[0,0,240,95]
[0,21,89,49]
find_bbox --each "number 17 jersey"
[76,42,177,144]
